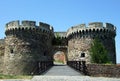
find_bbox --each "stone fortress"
[0,20,116,75]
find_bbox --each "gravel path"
[42,65,82,76]
[31,65,120,81]
[1,76,120,81]
[32,76,120,81]
[0,65,120,81]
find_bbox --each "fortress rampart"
[5,20,53,33]
[0,21,116,75]
[67,22,116,37]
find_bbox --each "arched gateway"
[52,32,68,64]
[52,46,68,64]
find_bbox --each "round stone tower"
[67,22,116,64]
[4,20,54,75]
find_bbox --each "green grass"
[0,74,33,79]
[54,60,64,64]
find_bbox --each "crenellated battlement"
[39,22,50,29]
[88,22,103,28]
[22,20,36,26]
[67,22,116,37]
[5,20,54,33]
[6,20,20,29]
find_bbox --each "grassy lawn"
[0,74,33,79]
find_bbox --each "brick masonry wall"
[86,64,120,77]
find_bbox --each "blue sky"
[0,0,120,63]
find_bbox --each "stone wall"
[0,56,4,73]
[0,39,4,73]
[68,38,92,63]
[86,64,120,77]
[4,36,42,75]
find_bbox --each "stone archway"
[52,46,68,65]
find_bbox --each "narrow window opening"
[10,49,14,53]
[81,53,85,57]
[44,51,47,56]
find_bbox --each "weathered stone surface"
[0,39,5,73]
[68,38,92,63]
[87,64,120,77]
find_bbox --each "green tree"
[89,38,110,64]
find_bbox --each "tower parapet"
[67,22,116,37]
[88,22,103,28]
[5,21,20,30]
[39,22,50,29]
[22,20,36,27]
[5,20,53,33]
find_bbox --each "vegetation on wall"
[52,33,67,45]
[52,33,62,45]
[89,38,110,64]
